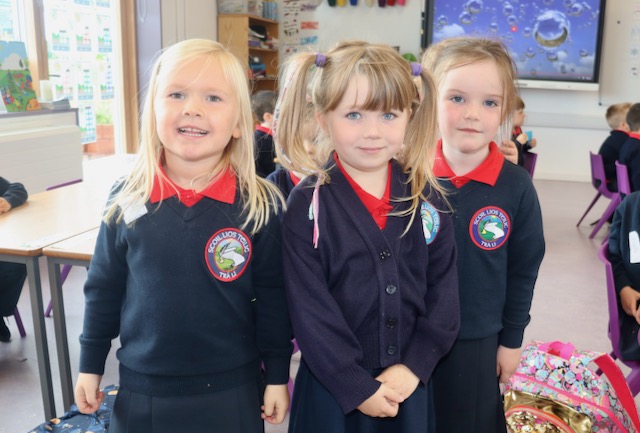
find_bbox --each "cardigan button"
[386,318,397,328]
[379,249,391,260]
[385,285,397,295]
[387,345,397,355]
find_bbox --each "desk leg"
[25,256,56,420]
[48,259,74,411]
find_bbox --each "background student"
[511,95,537,167]
[608,190,640,360]
[0,176,28,342]
[422,37,545,433]
[252,90,278,177]
[598,102,631,192]
[74,39,292,433]
[618,103,640,192]
[275,40,460,433]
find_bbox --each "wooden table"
[43,228,98,411]
[0,181,110,419]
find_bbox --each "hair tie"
[410,62,422,77]
[315,53,327,67]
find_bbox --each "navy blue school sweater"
[282,158,460,413]
[599,130,630,191]
[0,176,28,208]
[79,184,292,396]
[435,150,545,348]
[620,133,640,192]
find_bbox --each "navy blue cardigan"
[282,160,460,413]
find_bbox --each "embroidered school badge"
[205,228,252,282]
[420,201,440,245]
[469,206,511,250]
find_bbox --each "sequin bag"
[504,341,640,432]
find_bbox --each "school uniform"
[79,169,292,433]
[511,126,533,167]
[619,133,640,192]
[431,141,545,433]
[0,177,28,318]
[282,154,460,433]
[266,168,300,200]
[608,191,640,360]
[599,129,630,191]
[255,125,276,178]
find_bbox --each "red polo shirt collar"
[150,165,236,206]
[334,153,392,229]
[630,132,640,140]
[433,139,504,188]
[256,125,272,135]
[289,171,301,186]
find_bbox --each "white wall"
[306,0,640,182]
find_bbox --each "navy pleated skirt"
[108,379,264,433]
[288,360,428,433]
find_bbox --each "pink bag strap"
[539,341,575,360]
[594,353,640,431]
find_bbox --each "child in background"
[0,176,28,342]
[74,39,292,433]
[276,41,460,432]
[252,90,278,177]
[618,103,640,192]
[598,102,631,192]
[267,103,318,200]
[422,37,545,433]
[608,190,640,360]
[511,95,537,167]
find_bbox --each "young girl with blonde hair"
[422,37,545,433]
[74,39,292,433]
[275,40,460,433]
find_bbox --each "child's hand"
[620,286,640,324]
[516,132,528,145]
[0,198,12,214]
[499,140,519,165]
[496,345,522,384]
[74,373,104,414]
[529,137,538,148]
[375,364,419,400]
[261,384,289,424]
[357,382,403,418]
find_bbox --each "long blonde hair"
[275,40,443,220]
[104,39,282,234]
[422,37,519,144]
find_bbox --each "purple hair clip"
[315,53,327,67]
[410,62,422,77]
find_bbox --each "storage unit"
[218,14,279,92]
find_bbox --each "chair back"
[616,161,632,199]
[46,178,82,191]
[522,152,537,177]
[598,242,623,359]
[591,152,616,199]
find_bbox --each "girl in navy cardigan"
[275,41,460,433]
[74,39,292,433]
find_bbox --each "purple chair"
[44,179,83,317]
[597,242,640,396]
[11,307,26,338]
[576,152,621,239]
[522,151,537,178]
[616,161,631,200]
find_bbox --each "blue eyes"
[346,112,397,120]
[167,93,221,102]
[449,95,499,107]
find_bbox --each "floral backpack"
[504,340,640,433]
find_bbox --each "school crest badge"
[420,201,440,245]
[469,206,510,250]
[205,228,252,282]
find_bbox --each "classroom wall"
[307,0,640,182]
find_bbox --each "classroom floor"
[0,177,628,433]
